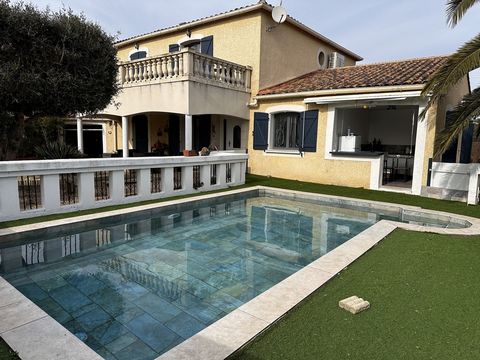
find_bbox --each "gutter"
[254,84,426,101]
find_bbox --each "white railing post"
[183,50,193,76]
[163,167,174,195]
[42,174,60,210]
[122,116,129,158]
[137,169,151,198]
[201,165,211,191]
[110,170,125,202]
[218,163,227,187]
[79,172,95,208]
[0,177,20,217]
[239,160,246,184]
[184,166,194,192]
[231,162,242,185]
[467,165,480,205]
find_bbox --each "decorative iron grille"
[210,164,217,185]
[124,169,138,197]
[151,168,162,193]
[226,163,232,183]
[193,165,202,189]
[174,167,182,190]
[59,173,79,205]
[17,176,42,211]
[95,171,110,200]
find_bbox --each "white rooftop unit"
[328,52,345,69]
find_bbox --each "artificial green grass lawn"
[230,230,480,360]
[0,339,18,360]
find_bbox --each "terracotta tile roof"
[257,56,449,96]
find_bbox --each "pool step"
[339,295,370,314]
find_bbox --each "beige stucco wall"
[116,8,359,97]
[116,12,263,95]
[259,12,357,90]
[247,99,371,188]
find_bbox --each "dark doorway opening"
[233,125,241,148]
[133,115,149,154]
[193,115,211,151]
[64,124,103,158]
[169,115,181,156]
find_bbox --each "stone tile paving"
[0,195,462,360]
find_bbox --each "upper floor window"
[129,50,147,61]
[170,35,213,56]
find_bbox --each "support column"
[185,114,193,151]
[122,116,129,158]
[76,117,84,153]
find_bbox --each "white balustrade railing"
[0,153,248,221]
[118,49,252,91]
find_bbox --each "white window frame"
[178,34,204,51]
[128,47,149,60]
[264,105,305,155]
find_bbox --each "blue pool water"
[0,194,463,359]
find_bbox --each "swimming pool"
[0,190,470,359]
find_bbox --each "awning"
[304,90,422,104]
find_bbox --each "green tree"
[0,1,119,159]
[422,0,480,157]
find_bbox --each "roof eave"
[114,3,363,61]
[255,84,426,100]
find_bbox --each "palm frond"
[421,33,480,117]
[435,88,480,157]
[446,0,480,27]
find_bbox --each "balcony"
[101,49,253,119]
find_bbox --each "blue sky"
[24,0,480,87]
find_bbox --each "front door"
[133,115,148,153]
[193,115,211,151]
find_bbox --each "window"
[318,51,326,68]
[271,112,301,149]
[253,110,318,152]
[130,51,147,61]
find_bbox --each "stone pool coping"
[1,186,479,360]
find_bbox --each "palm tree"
[421,0,480,157]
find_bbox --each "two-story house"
[73,0,361,157]
[72,0,470,198]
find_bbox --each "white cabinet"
[339,136,361,152]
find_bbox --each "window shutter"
[301,110,318,152]
[200,36,213,56]
[253,112,269,150]
[169,44,180,53]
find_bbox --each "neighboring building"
[71,1,470,196]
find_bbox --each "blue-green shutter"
[301,110,318,152]
[169,44,180,53]
[200,36,213,56]
[253,112,269,150]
